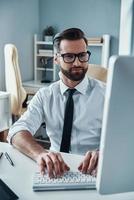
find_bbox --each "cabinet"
[34,34,54,82]
[34,34,110,82]
[0,92,12,132]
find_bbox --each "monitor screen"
[97,56,134,194]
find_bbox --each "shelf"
[37,54,53,57]
[36,41,53,45]
[88,43,103,47]
[34,34,54,82]
[37,68,53,71]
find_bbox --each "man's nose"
[73,56,81,66]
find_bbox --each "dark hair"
[53,28,88,53]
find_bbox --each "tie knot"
[68,89,76,96]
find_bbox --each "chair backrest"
[87,64,107,83]
[4,44,26,116]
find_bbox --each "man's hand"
[36,152,70,178]
[11,131,70,178]
[78,150,99,176]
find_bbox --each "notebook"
[0,179,19,200]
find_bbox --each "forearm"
[11,131,48,161]
[12,131,70,178]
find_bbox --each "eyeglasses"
[59,51,91,63]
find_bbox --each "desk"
[0,142,134,200]
[23,80,51,94]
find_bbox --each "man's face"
[56,39,89,81]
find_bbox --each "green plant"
[43,26,55,36]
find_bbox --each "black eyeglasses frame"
[59,51,91,63]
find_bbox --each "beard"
[60,66,88,81]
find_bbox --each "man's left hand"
[78,150,99,176]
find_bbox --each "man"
[8,28,105,178]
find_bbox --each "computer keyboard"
[33,171,96,191]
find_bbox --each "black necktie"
[60,89,76,153]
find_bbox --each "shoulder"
[28,81,60,106]
[88,77,106,96]
[37,80,60,98]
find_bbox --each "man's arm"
[12,131,46,160]
[12,131,70,178]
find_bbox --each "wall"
[0,0,39,90]
[0,0,122,90]
[132,1,134,54]
[39,0,121,63]
[119,0,134,55]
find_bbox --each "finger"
[87,151,98,174]
[81,151,92,173]
[37,156,47,175]
[78,162,83,171]
[91,165,98,177]
[57,153,70,173]
[48,152,61,177]
[39,162,46,175]
[45,154,54,178]
[91,159,99,177]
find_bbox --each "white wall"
[1,0,128,90]
[119,0,134,55]
[40,0,121,63]
[0,0,39,90]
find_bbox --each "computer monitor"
[97,55,134,194]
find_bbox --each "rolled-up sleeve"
[8,89,45,144]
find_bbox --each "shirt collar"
[60,74,89,95]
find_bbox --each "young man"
[8,28,105,178]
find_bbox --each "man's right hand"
[36,152,70,178]
[11,131,70,178]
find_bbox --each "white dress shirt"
[8,75,105,155]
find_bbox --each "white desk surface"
[0,142,134,200]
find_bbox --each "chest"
[43,92,102,129]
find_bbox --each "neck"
[60,72,82,88]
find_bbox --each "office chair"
[4,44,27,119]
[87,64,107,83]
